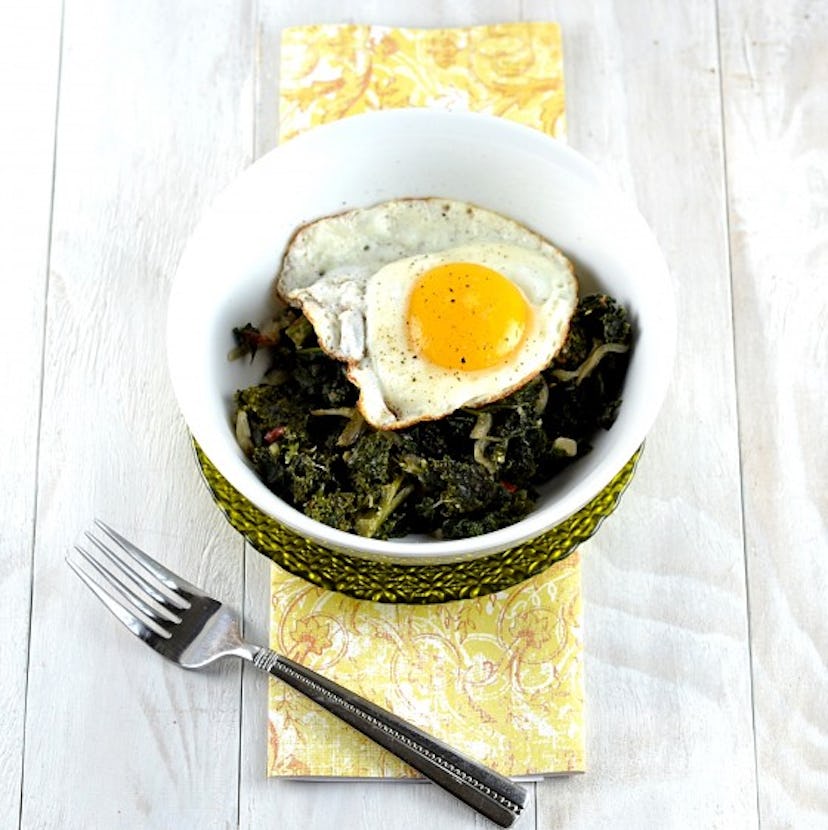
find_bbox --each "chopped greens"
[231,293,632,539]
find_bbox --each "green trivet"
[195,443,640,604]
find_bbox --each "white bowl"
[167,109,675,564]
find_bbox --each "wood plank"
[0,1,62,826]
[243,4,539,828]
[523,0,759,825]
[719,0,828,825]
[20,2,254,827]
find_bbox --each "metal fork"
[67,520,526,827]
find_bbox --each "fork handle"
[252,649,526,827]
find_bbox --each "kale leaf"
[231,293,632,539]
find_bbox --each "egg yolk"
[406,262,529,371]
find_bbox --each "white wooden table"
[3,1,826,828]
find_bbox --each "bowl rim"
[168,108,676,563]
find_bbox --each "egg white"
[276,198,578,429]
[278,198,562,300]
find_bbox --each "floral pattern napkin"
[278,22,566,142]
[268,22,584,778]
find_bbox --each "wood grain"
[525,1,758,826]
[719,0,828,825]
[20,2,254,827]
[0,1,62,825]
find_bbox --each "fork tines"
[67,520,192,642]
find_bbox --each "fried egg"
[276,199,578,429]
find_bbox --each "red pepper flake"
[264,425,286,444]
[251,332,277,347]
[500,480,518,494]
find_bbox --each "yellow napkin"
[268,22,583,779]
[279,22,566,142]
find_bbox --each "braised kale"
[231,294,631,539]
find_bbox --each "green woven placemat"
[194,443,640,604]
